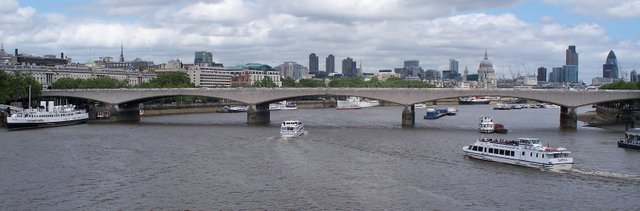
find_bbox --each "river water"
[1,105,639,210]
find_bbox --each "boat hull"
[463,150,572,171]
[6,118,87,130]
[618,141,640,149]
[459,100,491,105]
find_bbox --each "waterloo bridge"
[42,88,640,129]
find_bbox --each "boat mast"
[28,85,31,109]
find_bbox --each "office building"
[342,57,357,77]
[194,51,214,67]
[275,61,308,80]
[537,67,547,82]
[449,58,459,74]
[309,53,318,75]
[602,50,619,79]
[326,54,335,73]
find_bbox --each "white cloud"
[544,0,640,19]
[0,0,19,13]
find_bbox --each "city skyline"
[1,0,640,82]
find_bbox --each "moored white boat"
[459,96,491,105]
[618,128,640,149]
[5,101,89,130]
[269,100,297,110]
[280,120,305,138]
[463,137,573,171]
[413,103,427,109]
[446,107,458,115]
[337,96,380,110]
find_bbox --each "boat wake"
[569,168,640,182]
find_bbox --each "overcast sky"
[1,0,639,82]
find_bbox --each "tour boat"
[280,120,305,138]
[5,101,88,130]
[459,96,491,105]
[478,116,495,133]
[493,103,510,110]
[337,96,380,110]
[446,107,458,115]
[413,103,427,109]
[269,100,297,111]
[618,128,640,149]
[217,105,248,113]
[462,137,573,171]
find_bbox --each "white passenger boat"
[618,128,640,149]
[337,96,380,110]
[336,97,361,110]
[478,116,495,133]
[463,137,573,171]
[446,107,458,115]
[459,96,491,105]
[280,120,305,138]
[413,103,427,109]
[269,100,297,110]
[5,101,89,130]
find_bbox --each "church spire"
[119,41,124,62]
[484,49,488,60]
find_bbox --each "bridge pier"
[560,106,577,129]
[402,105,415,127]
[109,103,141,122]
[247,103,270,125]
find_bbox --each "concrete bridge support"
[560,106,577,129]
[109,103,141,122]
[402,105,415,127]
[247,103,270,125]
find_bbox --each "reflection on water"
[0,105,638,210]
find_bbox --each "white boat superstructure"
[337,96,380,110]
[478,116,495,133]
[6,101,89,130]
[413,103,427,109]
[280,120,305,138]
[269,100,298,110]
[463,137,573,171]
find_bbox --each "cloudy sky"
[1,0,639,82]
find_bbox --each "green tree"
[298,78,326,87]
[599,81,640,90]
[328,77,366,87]
[0,71,42,105]
[254,77,277,88]
[0,71,12,103]
[138,72,194,88]
[281,77,297,87]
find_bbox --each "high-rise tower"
[326,54,335,73]
[602,50,619,79]
[0,42,6,57]
[564,45,579,83]
[119,42,125,62]
[309,53,319,75]
[566,45,578,66]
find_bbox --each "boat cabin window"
[478,146,484,152]
[472,146,478,151]
[510,151,515,156]
[488,148,494,153]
